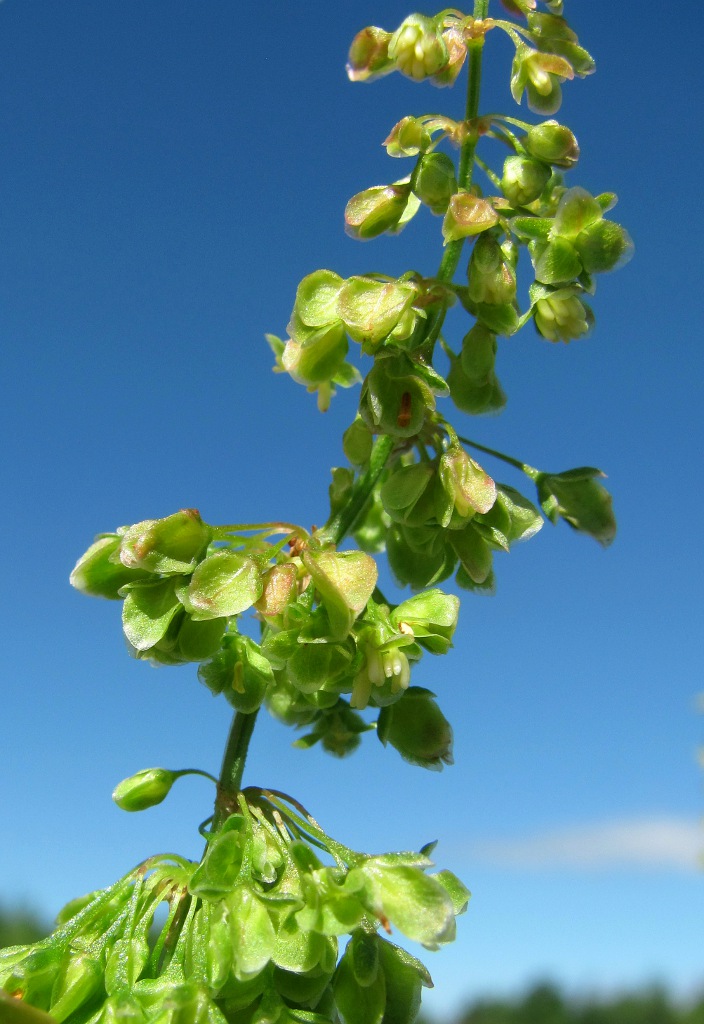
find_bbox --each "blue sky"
[1,1,702,1019]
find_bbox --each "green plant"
[1,5,630,1023]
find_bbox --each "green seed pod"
[359,355,436,439]
[460,325,497,384]
[524,119,579,167]
[121,577,181,652]
[345,184,412,241]
[573,219,633,274]
[438,443,496,522]
[343,418,374,466]
[552,186,603,238]
[69,534,151,599]
[380,463,435,527]
[450,523,494,585]
[442,192,498,243]
[282,323,349,388]
[377,686,453,771]
[337,277,417,350]
[225,887,276,982]
[412,152,457,214]
[264,672,318,728]
[119,510,211,576]
[447,351,506,416]
[388,14,449,81]
[531,235,582,285]
[112,767,176,812]
[511,45,573,115]
[186,551,263,620]
[302,549,378,641]
[501,155,551,206]
[376,939,427,1024]
[199,635,273,713]
[361,858,455,949]
[291,269,344,331]
[347,26,394,83]
[333,941,386,1024]
[386,525,455,590]
[0,947,62,1011]
[467,233,517,306]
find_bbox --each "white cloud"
[467,816,703,872]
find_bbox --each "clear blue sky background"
[1,2,701,1019]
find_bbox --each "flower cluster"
[1,795,469,1024]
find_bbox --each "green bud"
[70,534,150,599]
[337,277,417,350]
[388,15,448,81]
[112,767,176,812]
[552,186,602,238]
[302,549,378,640]
[447,351,506,416]
[460,325,496,384]
[334,938,386,1024]
[282,323,349,388]
[467,233,517,305]
[450,524,493,585]
[377,687,453,771]
[524,120,579,167]
[119,510,211,576]
[347,26,394,83]
[343,419,374,466]
[199,634,274,713]
[345,184,413,241]
[535,466,616,546]
[186,551,262,620]
[500,155,551,206]
[442,192,498,244]
[438,443,496,521]
[121,577,181,652]
[573,218,633,275]
[386,525,455,590]
[380,463,435,527]
[412,153,457,215]
[288,641,353,695]
[383,117,430,158]
[291,269,344,330]
[359,354,436,439]
[534,288,591,342]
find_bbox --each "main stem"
[211,5,490,830]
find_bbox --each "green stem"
[212,707,260,830]
[318,433,395,546]
[457,433,538,478]
[421,0,490,354]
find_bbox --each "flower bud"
[438,443,497,523]
[413,152,457,214]
[500,155,551,206]
[447,350,506,416]
[442,192,498,244]
[70,534,150,599]
[345,184,413,241]
[460,325,496,384]
[119,510,211,576]
[347,26,394,83]
[388,15,449,81]
[383,116,430,158]
[524,120,579,167]
[377,686,453,771]
[534,288,592,342]
[112,768,176,812]
[467,233,517,305]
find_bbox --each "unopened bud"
[347,26,394,83]
[534,288,591,342]
[524,120,579,167]
[112,767,176,812]
[345,184,412,241]
[413,152,457,214]
[120,510,211,576]
[377,686,453,770]
[500,155,551,206]
[467,233,517,305]
[388,15,449,81]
